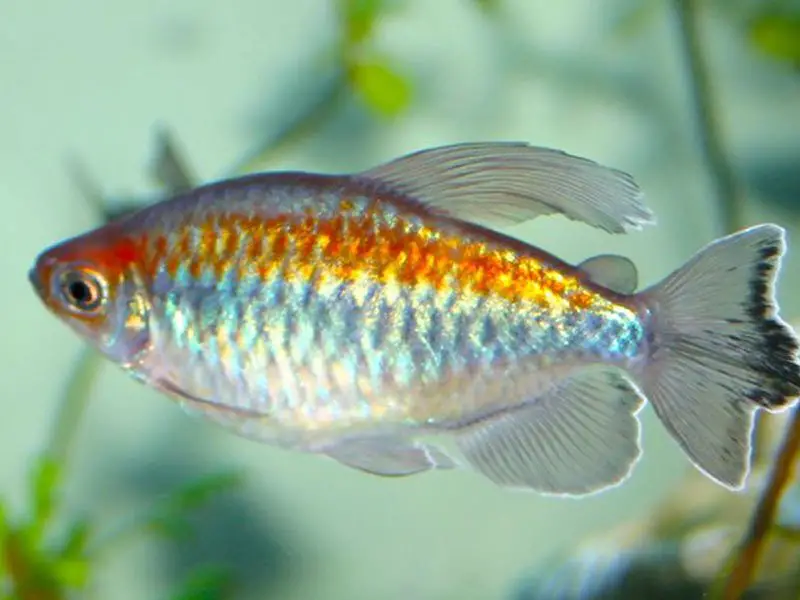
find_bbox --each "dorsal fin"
[356,142,655,234]
[578,254,638,294]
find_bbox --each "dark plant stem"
[672,1,800,596]
[719,408,800,599]
[225,74,348,176]
[672,0,774,460]
[672,0,747,235]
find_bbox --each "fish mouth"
[28,265,45,299]
[29,253,60,304]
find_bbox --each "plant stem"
[672,0,780,467]
[671,0,747,236]
[44,349,102,464]
[224,73,347,176]
[671,3,800,596]
[718,408,800,599]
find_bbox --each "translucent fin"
[638,224,800,490]
[577,254,638,294]
[324,437,456,477]
[357,142,655,234]
[452,369,645,496]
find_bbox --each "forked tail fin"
[636,224,800,489]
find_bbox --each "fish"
[28,142,800,496]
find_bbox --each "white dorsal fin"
[357,142,655,234]
[578,254,639,294]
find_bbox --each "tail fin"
[637,224,800,490]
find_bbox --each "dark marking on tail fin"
[744,242,800,407]
[635,224,800,489]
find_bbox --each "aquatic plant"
[0,345,244,600]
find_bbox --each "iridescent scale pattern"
[132,179,646,436]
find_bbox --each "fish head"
[29,222,153,368]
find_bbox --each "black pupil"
[68,280,92,303]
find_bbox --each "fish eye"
[58,269,106,313]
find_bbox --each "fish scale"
[135,190,646,436]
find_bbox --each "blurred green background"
[1,0,799,598]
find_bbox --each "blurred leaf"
[163,472,244,513]
[749,12,800,66]
[51,558,89,589]
[609,0,664,39]
[349,59,411,116]
[169,566,234,600]
[0,498,7,540]
[772,524,800,541]
[95,471,244,552]
[150,127,197,193]
[144,472,243,540]
[58,520,90,561]
[31,457,60,526]
[22,456,62,545]
[472,0,502,14]
[0,503,7,584]
[146,515,194,541]
[338,0,385,44]
[3,530,47,598]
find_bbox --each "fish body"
[30,142,800,495]
[101,176,647,442]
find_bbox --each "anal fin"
[324,437,456,477]
[453,368,645,496]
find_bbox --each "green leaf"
[90,472,243,555]
[51,558,89,589]
[339,0,384,44]
[145,515,194,541]
[0,498,8,540]
[31,457,61,526]
[749,13,800,66]
[58,520,90,560]
[609,0,663,39]
[169,566,233,600]
[472,0,502,14]
[19,456,63,545]
[0,503,7,582]
[147,472,243,541]
[165,472,244,513]
[350,60,412,117]
[1,529,53,596]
